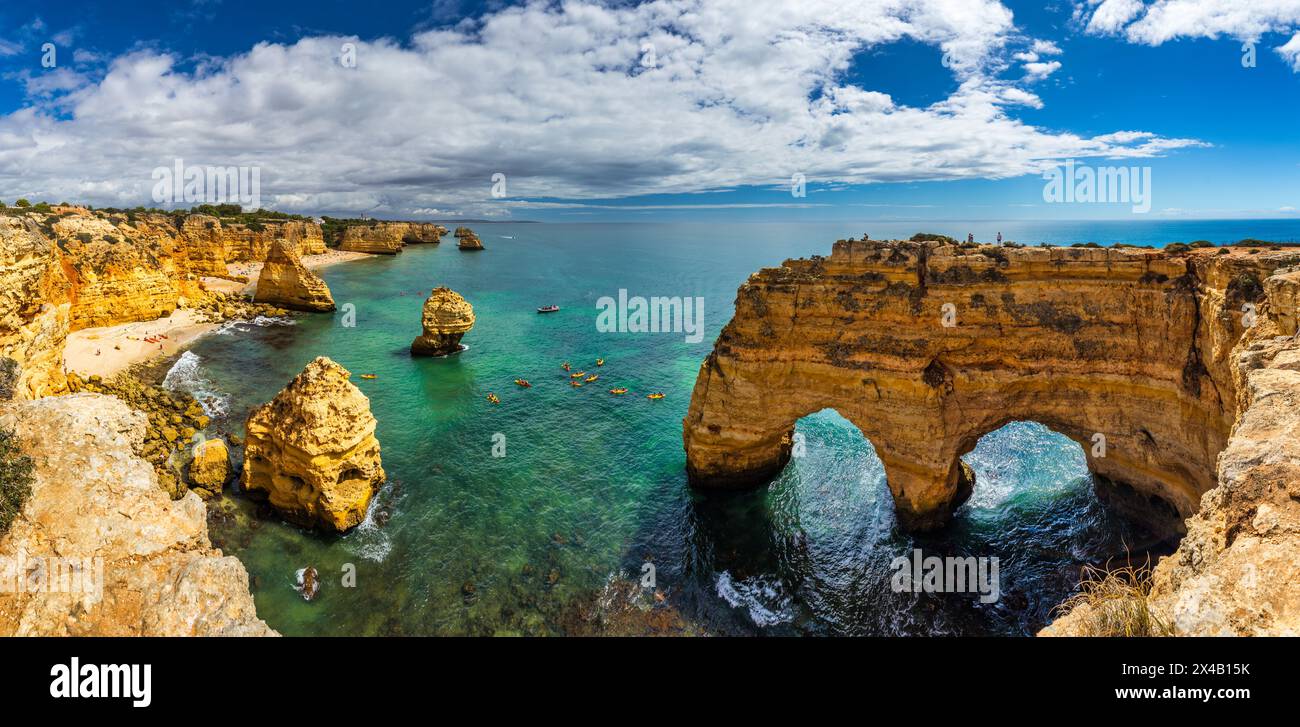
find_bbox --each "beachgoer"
[997,232,1003,243]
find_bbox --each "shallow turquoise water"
[168,221,1281,635]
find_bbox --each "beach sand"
[65,248,374,378]
[64,308,220,379]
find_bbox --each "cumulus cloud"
[0,0,1206,216]
[1082,0,1300,68]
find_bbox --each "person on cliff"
[997,232,1003,243]
[967,233,974,243]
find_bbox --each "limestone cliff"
[684,240,1296,536]
[253,239,336,312]
[338,223,404,254]
[0,394,274,636]
[220,219,325,262]
[242,357,385,532]
[454,226,484,251]
[410,287,475,356]
[0,217,70,399]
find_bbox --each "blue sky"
[0,0,1298,221]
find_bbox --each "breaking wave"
[162,351,230,418]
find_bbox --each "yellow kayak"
[646,393,665,400]
[360,374,378,380]
[585,374,599,383]
[570,380,584,388]
[570,371,586,378]
[609,388,628,395]
[596,358,605,366]
[487,393,500,404]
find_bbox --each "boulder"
[242,357,385,532]
[188,438,231,493]
[410,287,475,356]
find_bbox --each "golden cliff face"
[0,217,70,400]
[242,357,385,532]
[51,213,201,330]
[253,239,336,312]
[683,239,1297,534]
[338,223,405,254]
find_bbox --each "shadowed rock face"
[242,357,385,533]
[410,287,475,356]
[253,239,335,312]
[684,239,1299,535]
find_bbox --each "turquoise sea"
[168,220,1300,636]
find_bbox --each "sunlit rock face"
[0,217,70,400]
[253,239,336,312]
[242,357,385,533]
[338,223,405,254]
[0,394,274,636]
[410,287,475,356]
[684,239,1298,536]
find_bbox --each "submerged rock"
[242,357,385,532]
[253,239,336,312]
[410,287,475,357]
[454,227,484,251]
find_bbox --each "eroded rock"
[410,287,475,357]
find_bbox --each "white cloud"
[0,0,1206,216]
[1083,0,1300,70]
[1022,60,1062,80]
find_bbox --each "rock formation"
[683,239,1298,535]
[253,239,336,312]
[188,437,231,495]
[338,223,405,255]
[242,357,385,532]
[0,217,70,400]
[410,287,475,356]
[0,394,274,635]
[455,227,484,251]
[397,222,442,244]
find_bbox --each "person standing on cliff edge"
[997,232,1002,243]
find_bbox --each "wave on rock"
[162,351,230,418]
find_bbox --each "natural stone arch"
[684,239,1269,533]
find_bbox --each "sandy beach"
[65,248,374,378]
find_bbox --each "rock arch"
[684,239,1285,533]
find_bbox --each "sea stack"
[253,239,336,312]
[454,227,484,251]
[410,287,475,356]
[242,357,385,532]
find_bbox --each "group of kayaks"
[484,358,666,404]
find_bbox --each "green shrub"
[910,232,956,244]
[1164,242,1191,254]
[0,423,35,535]
[15,198,30,208]
[1189,240,1215,248]
[1070,242,1102,248]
